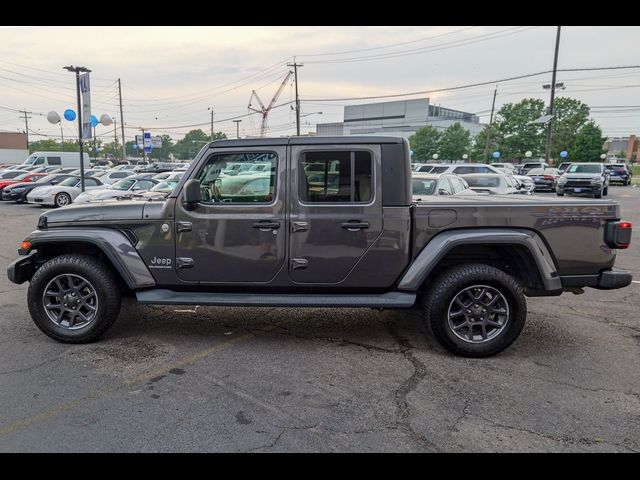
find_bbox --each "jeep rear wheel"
[422,264,527,357]
[27,254,122,343]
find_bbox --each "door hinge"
[177,257,194,269]
[290,258,308,270]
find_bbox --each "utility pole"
[233,119,242,139]
[483,86,498,162]
[59,123,64,151]
[118,78,126,160]
[19,109,32,150]
[92,125,97,162]
[141,128,146,163]
[64,65,90,192]
[545,26,562,164]
[208,107,214,141]
[287,59,303,136]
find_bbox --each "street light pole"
[233,119,242,139]
[208,107,214,142]
[64,65,90,193]
[545,26,562,165]
[59,123,64,151]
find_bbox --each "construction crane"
[248,71,293,137]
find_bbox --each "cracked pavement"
[0,189,639,452]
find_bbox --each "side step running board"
[136,289,416,308]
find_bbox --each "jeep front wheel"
[423,264,527,357]
[27,254,122,343]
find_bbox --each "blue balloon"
[560,150,568,158]
[63,109,76,121]
[492,151,500,159]
[90,115,99,128]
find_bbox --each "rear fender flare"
[398,228,561,292]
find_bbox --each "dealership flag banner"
[80,72,92,140]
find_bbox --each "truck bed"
[412,195,620,275]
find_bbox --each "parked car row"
[0,159,188,208]
[412,160,634,199]
[411,163,534,199]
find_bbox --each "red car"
[0,172,47,193]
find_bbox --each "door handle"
[252,221,280,231]
[292,221,308,232]
[341,221,369,231]
[176,221,192,233]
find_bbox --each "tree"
[492,98,546,160]
[149,135,174,161]
[125,140,141,158]
[171,129,226,160]
[409,125,441,161]
[438,122,471,161]
[101,141,122,159]
[551,97,590,161]
[572,121,606,162]
[29,139,60,153]
[469,126,502,162]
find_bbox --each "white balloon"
[99,114,113,126]
[47,111,60,124]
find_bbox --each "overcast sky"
[0,26,639,143]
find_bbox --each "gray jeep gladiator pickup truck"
[6,137,634,357]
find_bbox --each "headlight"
[558,177,567,184]
[591,178,603,184]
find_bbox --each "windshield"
[35,174,56,183]
[465,176,501,187]
[23,154,38,165]
[412,179,437,195]
[59,177,80,187]
[111,179,135,191]
[567,164,602,174]
[150,181,178,192]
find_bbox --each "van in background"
[21,151,90,169]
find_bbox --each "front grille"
[564,180,591,187]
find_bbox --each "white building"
[316,98,484,139]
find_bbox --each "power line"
[299,26,481,57]
[303,26,540,64]
[302,65,640,102]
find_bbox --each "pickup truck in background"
[6,137,634,357]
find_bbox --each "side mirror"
[51,180,58,185]
[183,178,201,209]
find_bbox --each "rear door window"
[299,150,372,203]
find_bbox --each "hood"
[3,181,34,191]
[40,200,146,226]
[79,188,129,201]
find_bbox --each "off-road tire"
[27,254,122,343]
[422,264,527,358]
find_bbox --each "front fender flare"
[23,228,156,289]
[397,228,561,292]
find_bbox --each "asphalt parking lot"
[0,188,638,452]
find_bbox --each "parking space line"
[0,320,283,438]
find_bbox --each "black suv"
[557,162,609,198]
[605,163,632,186]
